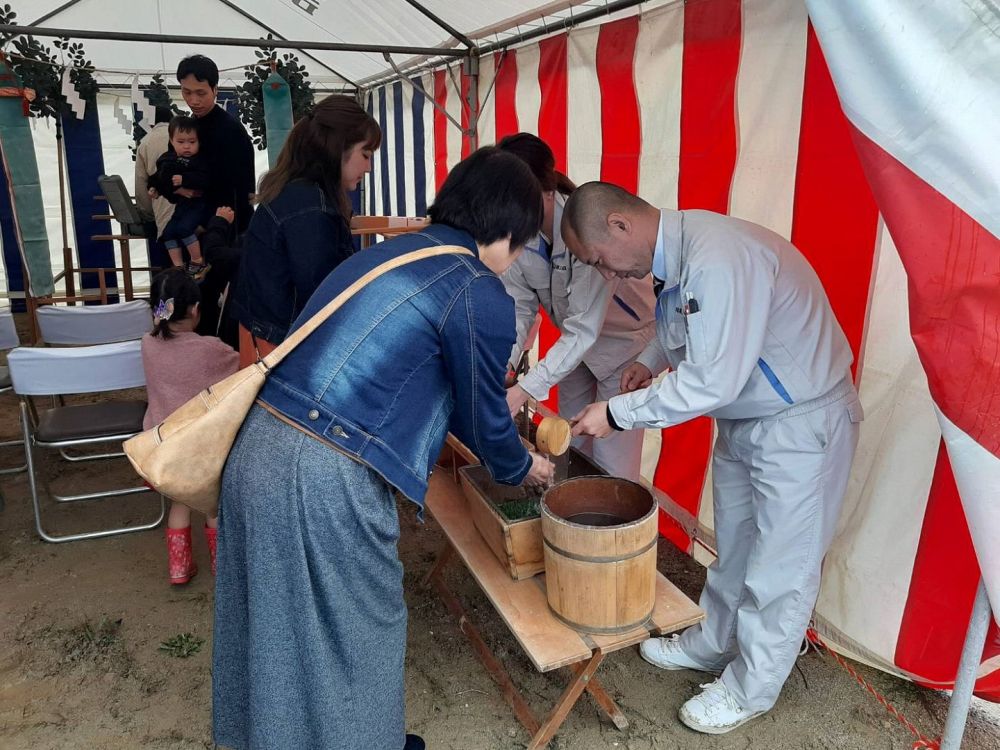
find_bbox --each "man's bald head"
[561,182,658,280]
[562,181,649,243]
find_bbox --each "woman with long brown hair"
[498,133,655,481]
[232,94,380,366]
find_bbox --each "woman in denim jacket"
[212,148,556,750]
[232,95,381,367]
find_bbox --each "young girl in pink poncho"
[142,268,238,584]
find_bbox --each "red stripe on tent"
[494,50,520,140]
[433,69,448,191]
[676,0,741,212]
[894,444,1000,699]
[790,24,879,375]
[538,34,568,172]
[844,105,1000,702]
[535,34,569,412]
[849,128,1000,458]
[597,16,641,193]
[461,66,475,158]
[653,0,742,553]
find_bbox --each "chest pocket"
[684,311,708,362]
[665,319,686,351]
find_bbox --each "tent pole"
[55,115,75,305]
[210,0,360,89]
[404,0,477,49]
[27,0,87,27]
[382,54,463,132]
[360,0,651,90]
[477,0,649,55]
[0,25,468,59]
[941,579,992,750]
[464,51,479,150]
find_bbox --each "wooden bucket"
[541,477,658,634]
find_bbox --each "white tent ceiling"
[18,0,643,88]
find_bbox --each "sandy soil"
[1,344,998,749]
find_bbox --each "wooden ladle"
[535,416,572,457]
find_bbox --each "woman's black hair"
[428,147,543,250]
[496,132,576,195]
[149,268,201,339]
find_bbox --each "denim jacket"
[258,224,532,507]
[232,180,353,344]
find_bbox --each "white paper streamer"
[113,96,133,136]
[61,68,86,119]
[131,75,156,134]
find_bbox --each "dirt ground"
[1,346,999,749]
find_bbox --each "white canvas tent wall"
[2,0,998,722]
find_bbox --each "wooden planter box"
[458,449,606,581]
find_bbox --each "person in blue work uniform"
[498,133,655,480]
[211,148,556,750]
[563,182,863,734]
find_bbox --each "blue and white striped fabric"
[364,78,431,218]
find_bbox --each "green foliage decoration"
[0,4,99,119]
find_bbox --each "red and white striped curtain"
[366,0,1000,699]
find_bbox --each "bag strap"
[260,244,473,370]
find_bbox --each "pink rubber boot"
[166,526,198,585]
[204,525,218,576]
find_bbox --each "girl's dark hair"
[496,132,576,195]
[256,94,381,218]
[149,268,201,339]
[168,115,198,140]
[428,147,543,250]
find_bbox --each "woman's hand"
[148,187,159,199]
[620,362,653,393]
[523,451,555,487]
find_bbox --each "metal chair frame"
[18,399,165,542]
[0,309,26,512]
[9,341,165,543]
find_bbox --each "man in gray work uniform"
[564,181,863,735]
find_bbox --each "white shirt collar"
[657,209,683,291]
[653,211,667,282]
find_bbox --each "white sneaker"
[639,634,715,672]
[678,679,766,734]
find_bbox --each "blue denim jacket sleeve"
[442,274,532,485]
[283,207,353,317]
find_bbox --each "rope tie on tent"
[805,627,941,749]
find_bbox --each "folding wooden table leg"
[571,663,629,731]
[422,542,456,586]
[427,568,541,737]
[527,650,605,750]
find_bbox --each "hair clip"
[153,297,175,323]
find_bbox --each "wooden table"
[423,470,704,749]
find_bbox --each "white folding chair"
[8,340,165,543]
[0,307,26,511]
[36,299,153,346]
[35,301,154,461]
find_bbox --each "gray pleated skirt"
[212,404,406,750]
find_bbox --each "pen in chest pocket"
[675,292,701,317]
